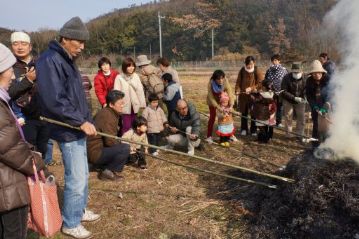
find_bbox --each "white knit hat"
[10,31,31,43]
[0,43,16,73]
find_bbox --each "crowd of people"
[0,16,335,239]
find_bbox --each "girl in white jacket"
[114,57,146,135]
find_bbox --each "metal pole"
[211,28,214,59]
[149,43,152,59]
[133,46,136,59]
[158,11,165,57]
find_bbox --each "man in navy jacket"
[36,17,99,239]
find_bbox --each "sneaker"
[251,132,257,137]
[188,149,195,156]
[82,209,101,222]
[225,142,230,147]
[98,169,115,181]
[151,151,159,156]
[230,135,238,142]
[161,145,173,150]
[62,224,92,239]
[138,158,148,170]
[205,137,213,144]
[220,142,227,147]
[241,130,247,136]
[277,123,284,128]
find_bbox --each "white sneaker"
[241,130,247,136]
[161,145,173,150]
[230,135,238,142]
[152,151,159,156]
[81,209,100,222]
[188,149,195,156]
[251,132,257,137]
[277,123,284,128]
[62,224,92,239]
[205,137,213,144]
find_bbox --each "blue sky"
[0,0,152,31]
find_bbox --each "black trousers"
[22,119,49,159]
[0,206,28,239]
[258,126,273,143]
[240,103,257,133]
[220,136,230,143]
[95,144,130,172]
[274,95,282,125]
[147,133,161,153]
[311,110,320,147]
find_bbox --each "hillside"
[1,0,338,61]
[83,0,337,61]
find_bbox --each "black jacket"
[306,74,330,110]
[169,102,201,136]
[36,40,92,142]
[281,73,306,104]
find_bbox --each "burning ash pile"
[240,1,359,238]
[241,151,359,239]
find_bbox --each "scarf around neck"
[211,80,224,94]
[0,87,26,140]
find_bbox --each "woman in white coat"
[114,57,146,135]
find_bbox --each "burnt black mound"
[240,151,359,239]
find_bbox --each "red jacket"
[94,69,119,106]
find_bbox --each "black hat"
[291,62,302,73]
[59,17,89,41]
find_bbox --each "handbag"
[27,161,62,237]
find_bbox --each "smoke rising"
[322,0,359,162]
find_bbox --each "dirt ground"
[31,72,314,239]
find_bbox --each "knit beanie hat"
[0,43,16,73]
[59,17,89,41]
[219,92,229,104]
[10,32,31,43]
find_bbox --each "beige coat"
[122,129,148,154]
[114,73,145,114]
[142,106,168,133]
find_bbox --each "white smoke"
[322,0,359,162]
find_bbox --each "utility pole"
[211,28,214,59]
[158,11,165,57]
[149,43,152,59]
[133,46,136,59]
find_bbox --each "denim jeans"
[44,139,53,164]
[59,138,88,228]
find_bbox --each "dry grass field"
[29,71,310,239]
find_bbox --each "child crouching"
[142,93,168,156]
[216,92,235,147]
[251,80,276,143]
[122,116,149,169]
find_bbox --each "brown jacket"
[87,107,120,164]
[0,99,40,212]
[206,78,235,109]
[235,66,264,113]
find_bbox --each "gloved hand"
[318,107,328,115]
[294,97,304,103]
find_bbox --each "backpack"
[147,73,164,96]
